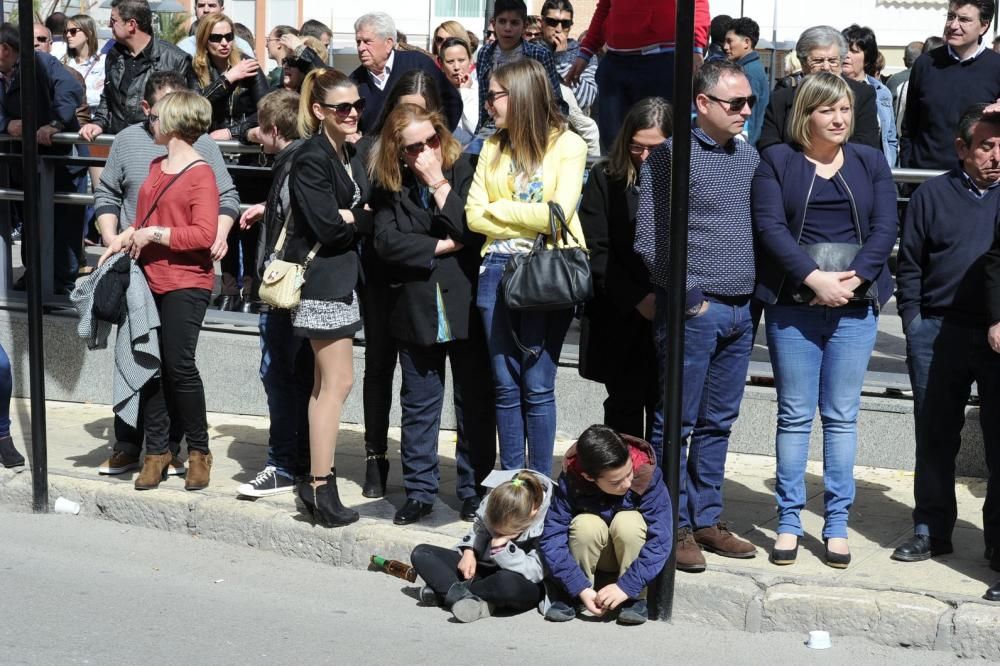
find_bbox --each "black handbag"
[501,201,593,311]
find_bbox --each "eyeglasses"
[524,30,542,38]
[208,32,235,44]
[108,16,130,28]
[542,16,573,30]
[705,93,757,112]
[317,99,367,116]
[945,12,980,25]
[64,27,82,37]
[806,56,841,68]
[402,133,441,156]
[148,113,159,123]
[34,35,49,43]
[484,90,509,106]
[628,143,660,156]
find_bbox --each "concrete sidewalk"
[2,398,999,658]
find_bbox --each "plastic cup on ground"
[53,497,81,515]
[806,630,831,649]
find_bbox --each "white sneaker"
[237,466,295,498]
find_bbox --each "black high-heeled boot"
[362,454,389,498]
[311,468,359,527]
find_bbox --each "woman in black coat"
[370,104,495,526]
[578,97,672,441]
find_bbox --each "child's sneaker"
[544,600,577,622]
[237,465,295,497]
[451,596,493,623]
[617,598,648,625]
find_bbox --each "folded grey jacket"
[70,255,161,427]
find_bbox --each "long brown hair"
[606,97,672,187]
[193,14,241,88]
[489,58,565,176]
[368,104,461,191]
[484,471,545,536]
[297,67,356,137]
[63,14,98,63]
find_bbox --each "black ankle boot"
[362,454,389,498]
[311,468,359,527]
[0,436,25,468]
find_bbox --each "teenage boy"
[539,0,597,113]
[475,0,567,133]
[236,89,313,497]
[539,424,672,626]
[724,17,768,145]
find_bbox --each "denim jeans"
[905,315,1000,547]
[259,308,313,479]
[0,341,11,438]
[476,252,573,473]
[397,339,496,504]
[596,51,675,152]
[765,303,877,539]
[651,291,753,529]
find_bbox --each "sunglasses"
[402,133,441,156]
[524,30,542,38]
[208,32,235,43]
[542,16,573,30]
[34,35,49,42]
[484,30,495,38]
[148,113,159,123]
[705,93,757,112]
[484,90,509,106]
[318,99,367,116]
[64,27,82,37]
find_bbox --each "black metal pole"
[18,4,50,512]
[652,0,695,622]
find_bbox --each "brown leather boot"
[185,451,213,491]
[134,453,173,490]
[695,522,757,559]
[676,527,707,572]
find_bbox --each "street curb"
[4,468,1000,658]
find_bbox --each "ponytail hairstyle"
[484,471,545,536]
[297,67,357,138]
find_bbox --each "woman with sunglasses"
[194,13,269,312]
[368,104,496,526]
[284,68,372,527]
[579,97,671,442]
[62,15,104,114]
[432,20,470,58]
[466,58,587,474]
[753,73,896,568]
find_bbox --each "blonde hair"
[787,72,855,149]
[433,20,467,55]
[368,104,461,191]
[489,58,565,176]
[156,90,212,143]
[484,472,545,536]
[297,67,356,137]
[193,14,241,88]
[302,35,327,61]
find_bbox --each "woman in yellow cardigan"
[466,58,588,475]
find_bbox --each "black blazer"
[758,76,881,152]
[286,134,374,302]
[577,164,655,383]
[349,49,463,135]
[982,222,1000,324]
[372,156,483,346]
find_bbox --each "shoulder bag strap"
[135,159,207,229]
[272,207,322,266]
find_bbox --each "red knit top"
[132,157,219,295]
[578,0,710,60]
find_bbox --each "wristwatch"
[47,120,64,131]
[427,179,448,194]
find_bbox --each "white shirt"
[369,49,395,91]
[947,41,987,62]
[65,53,106,111]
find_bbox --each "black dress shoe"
[393,498,433,525]
[769,537,799,566]
[890,534,953,562]
[985,581,1000,602]
[460,496,480,522]
[239,300,261,314]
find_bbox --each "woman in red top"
[100,90,219,492]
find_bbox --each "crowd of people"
[1,0,1000,623]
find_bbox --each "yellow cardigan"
[465,129,589,256]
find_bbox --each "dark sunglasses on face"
[402,133,441,156]
[484,30,495,38]
[705,93,757,112]
[318,99,367,116]
[64,27,82,37]
[542,16,573,30]
[208,32,235,43]
[34,35,49,42]
[484,90,509,106]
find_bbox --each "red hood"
[564,434,657,494]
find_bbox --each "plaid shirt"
[475,38,567,131]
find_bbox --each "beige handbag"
[258,210,320,310]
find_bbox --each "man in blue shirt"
[634,60,760,573]
[724,17,768,146]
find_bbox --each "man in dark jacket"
[349,11,462,136]
[0,22,85,294]
[540,425,671,626]
[79,0,195,140]
[758,25,881,152]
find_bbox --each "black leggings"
[410,544,542,613]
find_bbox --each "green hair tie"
[511,478,523,487]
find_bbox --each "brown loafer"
[185,451,213,491]
[695,523,757,559]
[134,453,173,490]
[676,527,707,572]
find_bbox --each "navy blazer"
[0,51,84,155]
[752,142,898,307]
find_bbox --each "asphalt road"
[0,506,964,665]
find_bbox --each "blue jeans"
[765,303,877,539]
[259,308,314,479]
[397,339,496,504]
[0,341,11,437]
[905,315,1000,547]
[476,253,573,473]
[596,51,675,152]
[651,291,753,529]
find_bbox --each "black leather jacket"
[200,54,269,142]
[92,37,196,133]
